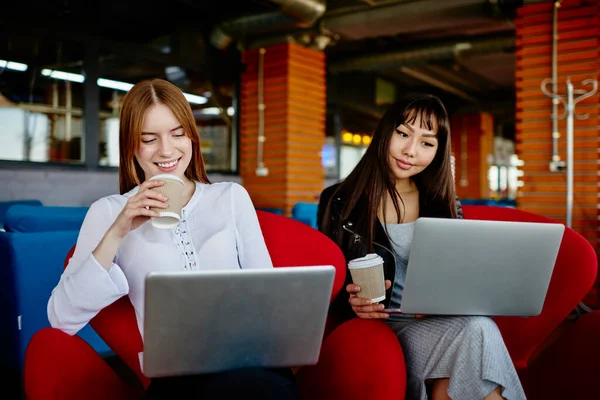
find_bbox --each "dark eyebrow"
[401,123,415,133]
[141,125,183,135]
[401,123,437,139]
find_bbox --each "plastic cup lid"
[348,253,384,269]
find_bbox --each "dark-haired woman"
[318,94,525,400]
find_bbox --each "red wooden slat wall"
[516,0,600,306]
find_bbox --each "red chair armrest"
[296,318,406,400]
[24,328,135,400]
[90,296,150,389]
[523,310,600,400]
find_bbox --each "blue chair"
[4,205,89,233]
[291,202,319,229]
[459,199,497,206]
[460,199,516,208]
[0,205,110,387]
[256,207,284,215]
[0,200,43,228]
[497,199,517,208]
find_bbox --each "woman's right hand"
[109,180,168,239]
[347,280,392,319]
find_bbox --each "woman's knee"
[462,316,499,335]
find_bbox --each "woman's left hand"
[347,280,392,319]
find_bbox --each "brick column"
[240,43,326,215]
[516,0,600,305]
[451,113,494,200]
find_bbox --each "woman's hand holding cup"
[347,280,392,319]
[109,180,168,239]
[347,253,391,319]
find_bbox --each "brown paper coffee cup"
[149,174,185,229]
[348,253,386,302]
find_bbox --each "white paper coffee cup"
[149,174,185,229]
[348,253,386,302]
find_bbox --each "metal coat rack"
[541,77,598,228]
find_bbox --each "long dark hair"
[323,93,457,252]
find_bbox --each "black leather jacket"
[317,183,463,322]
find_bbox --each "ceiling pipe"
[271,0,326,26]
[322,0,490,41]
[398,66,479,102]
[328,34,514,73]
[210,0,325,49]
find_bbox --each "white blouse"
[47,181,273,339]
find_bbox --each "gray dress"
[384,222,526,400]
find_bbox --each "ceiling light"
[342,132,353,143]
[0,59,28,71]
[183,93,208,105]
[97,78,134,91]
[40,68,208,104]
[198,107,221,115]
[42,69,84,83]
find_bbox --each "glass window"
[0,67,84,163]
[98,88,236,172]
[200,122,233,171]
[99,116,120,167]
[0,108,50,162]
[1,57,237,172]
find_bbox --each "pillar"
[451,113,495,200]
[240,42,326,215]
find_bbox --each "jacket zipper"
[342,223,397,264]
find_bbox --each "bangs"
[398,98,447,133]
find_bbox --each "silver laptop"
[141,266,335,378]
[398,217,564,317]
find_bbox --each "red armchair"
[462,205,600,399]
[25,205,600,399]
[24,210,406,400]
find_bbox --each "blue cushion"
[460,199,516,208]
[4,205,89,233]
[0,200,43,227]
[291,203,318,229]
[0,230,111,373]
[256,207,283,215]
[459,199,497,206]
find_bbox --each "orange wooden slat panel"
[518,48,599,68]
[520,174,600,186]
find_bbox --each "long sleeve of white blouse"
[231,183,273,269]
[47,198,129,335]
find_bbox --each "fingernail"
[379,304,384,310]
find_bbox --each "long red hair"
[118,78,210,194]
